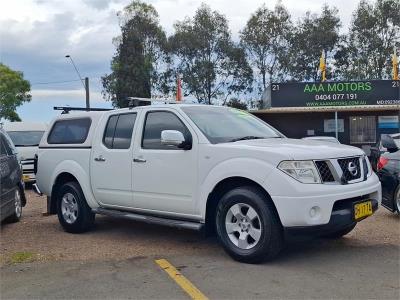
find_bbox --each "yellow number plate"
[354,201,372,221]
[22,175,30,182]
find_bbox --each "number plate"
[354,200,373,221]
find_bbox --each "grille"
[21,159,34,174]
[315,161,335,182]
[338,157,361,183]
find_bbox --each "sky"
[0,0,361,123]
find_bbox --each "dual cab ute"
[35,104,381,263]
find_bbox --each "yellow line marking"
[155,259,209,300]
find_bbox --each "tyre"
[394,185,400,214]
[216,186,283,263]
[322,223,356,239]
[57,181,95,233]
[6,188,23,223]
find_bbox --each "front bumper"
[269,173,381,227]
[284,197,379,237]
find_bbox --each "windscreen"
[181,106,282,144]
[7,131,44,147]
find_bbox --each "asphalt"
[1,190,399,299]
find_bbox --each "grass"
[9,251,37,264]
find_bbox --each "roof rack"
[54,97,179,114]
[54,106,112,114]
[126,97,178,108]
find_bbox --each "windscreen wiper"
[229,136,265,142]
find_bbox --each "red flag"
[176,74,182,101]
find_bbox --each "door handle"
[133,158,146,163]
[94,155,106,162]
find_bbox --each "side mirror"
[161,130,190,149]
[381,135,398,153]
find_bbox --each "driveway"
[1,190,399,299]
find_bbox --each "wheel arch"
[49,161,98,214]
[204,176,281,236]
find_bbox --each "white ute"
[4,122,47,183]
[35,105,381,263]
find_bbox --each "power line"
[31,77,103,86]
[31,79,82,85]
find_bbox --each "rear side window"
[103,113,136,149]
[48,118,91,144]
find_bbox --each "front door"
[132,109,198,216]
[90,112,137,208]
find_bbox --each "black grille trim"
[338,157,362,183]
[315,161,335,182]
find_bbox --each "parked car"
[35,105,381,263]
[302,136,340,144]
[370,133,400,172]
[0,127,26,223]
[376,134,400,214]
[4,122,47,183]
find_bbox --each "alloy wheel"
[61,193,79,224]
[14,189,22,218]
[225,203,262,250]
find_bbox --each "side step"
[93,208,204,231]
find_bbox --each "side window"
[142,111,191,150]
[103,115,118,148]
[0,135,9,156]
[1,134,16,155]
[102,113,136,149]
[48,118,91,144]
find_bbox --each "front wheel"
[394,185,400,214]
[6,188,23,223]
[57,182,95,233]
[216,186,283,263]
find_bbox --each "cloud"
[83,0,111,10]
[31,88,104,103]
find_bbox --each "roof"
[252,105,400,114]
[3,122,48,131]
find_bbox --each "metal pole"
[335,111,338,140]
[85,77,90,109]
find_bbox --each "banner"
[270,80,400,108]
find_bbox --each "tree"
[169,4,253,105]
[285,5,341,81]
[226,97,248,110]
[102,1,167,107]
[334,0,400,80]
[240,2,291,92]
[0,64,31,121]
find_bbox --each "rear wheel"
[216,186,283,263]
[57,182,95,233]
[6,188,23,223]
[323,223,356,239]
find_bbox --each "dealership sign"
[270,80,400,107]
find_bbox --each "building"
[252,80,400,154]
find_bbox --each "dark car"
[376,134,400,213]
[0,128,26,223]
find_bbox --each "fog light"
[309,206,320,219]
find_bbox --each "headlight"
[363,156,372,177]
[278,160,321,184]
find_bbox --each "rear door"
[90,112,138,208]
